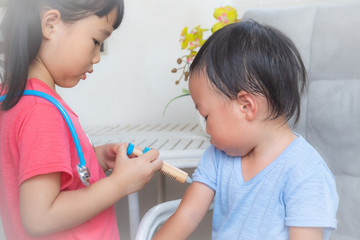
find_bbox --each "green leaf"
[162,93,190,116]
[182,88,190,94]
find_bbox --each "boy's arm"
[153,182,215,240]
[289,227,323,240]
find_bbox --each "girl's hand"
[20,143,162,236]
[95,143,152,172]
[94,143,121,172]
[110,143,163,195]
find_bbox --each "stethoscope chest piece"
[77,165,91,186]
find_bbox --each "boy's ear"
[41,9,61,40]
[236,91,258,121]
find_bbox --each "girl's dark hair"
[190,19,307,125]
[0,0,124,110]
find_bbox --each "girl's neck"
[28,58,56,91]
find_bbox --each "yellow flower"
[172,6,240,88]
[178,25,208,51]
[213,6,238,23]
[186,50,197,63]
[211,6,238,33]
[188,26,208,50]
[188,37,200,50]
[191,25,208,40]
[179,27,189,49]
[211,22,227,33]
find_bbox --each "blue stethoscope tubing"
[0,90,90,186]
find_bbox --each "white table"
[85,123,210,240]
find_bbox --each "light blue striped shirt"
[193,135,338,240]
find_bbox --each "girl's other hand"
[94,143,119,172]
[95,143,143,172]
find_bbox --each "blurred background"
[54,0,358,129]
[1,0,359,239]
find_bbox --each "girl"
[154,20,338,240]
[0,0,162,239]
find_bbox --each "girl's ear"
[236,91,258,121]
[41,9,61,40]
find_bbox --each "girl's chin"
[80,73,87,80]
[56,79,81,88]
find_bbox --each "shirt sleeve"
[192,145,219,191]
[17,103,74,188]
[284,161,339,230]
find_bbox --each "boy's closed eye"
[198,110,207,121]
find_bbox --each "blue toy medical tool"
[127,143,192,184]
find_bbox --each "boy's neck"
[241,118,296,181]
[254,118,296,159]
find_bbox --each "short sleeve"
[192,145,219,191]
[284,161,339,230]
[18,103,74,188]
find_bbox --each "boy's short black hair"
[190,19,307,125]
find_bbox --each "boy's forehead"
[104,7,118,29]
[190,72,218,97]
[190,70,208,83]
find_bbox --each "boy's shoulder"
[287,135,324,164]
[281,134,334,180]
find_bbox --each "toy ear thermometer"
[127,143,192,184]
[0,90,91,186]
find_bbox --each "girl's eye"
[93,39,100,46]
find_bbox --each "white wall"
[57,0,235,128]
[57,0,359,129]
[232,0,360,15]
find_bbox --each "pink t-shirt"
[0,79,120,240]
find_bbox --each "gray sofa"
[243,3,360,240]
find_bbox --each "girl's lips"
[81,70,93,80]
[81,73,87,80]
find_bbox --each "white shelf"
[85,123,210,168]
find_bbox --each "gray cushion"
[307,79,360,239]
[243,4,360,240]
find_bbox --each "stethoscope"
[0,90,91,186]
